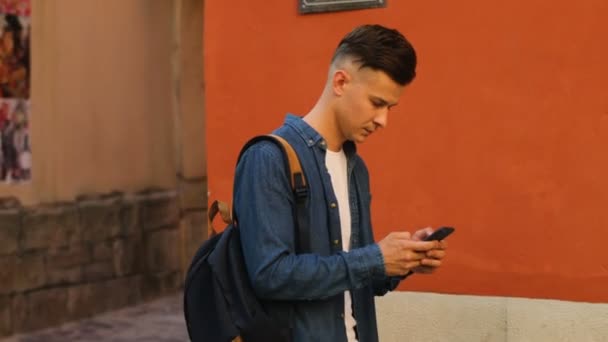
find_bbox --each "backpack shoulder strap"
[235,134,310,253]
[207,200,232,237]
[266,134,307,194]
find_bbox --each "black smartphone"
[423,226,455,241]
[400,226,454,280]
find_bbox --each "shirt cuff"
[344,243,386,286]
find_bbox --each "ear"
[331,69,350,96]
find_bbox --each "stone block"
[10,294,25,333]
[67,276,141,320]
[183,211,206,251]
[0,209,20,255]
[178,176,207,211]
[180,211,206,273]
[78,194,123,242]
[45,245,89,286]
[46,266,82,286]
[0,295,11,337]
[103,276,142,311]
[67,282,99,319]
[112,238,142,276]
[21,204,80,251]
[92,240,113,261]
[145,228,180,273]
[138,190,179,231]
[0,256,16,295]
[1,252,50,295]
[17,288,69,332]
[83,261,115,282]
[142,272,182,300]
[13,253,46,292]
[46,244,91,269]
[120,198,141,237]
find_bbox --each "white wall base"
[376,291,608,341]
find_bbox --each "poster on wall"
[0,0,30,184]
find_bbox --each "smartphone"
[400,226,454,280]
[423,226,455,241]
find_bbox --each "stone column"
[171,0,208,277]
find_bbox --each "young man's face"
[335,66,405,144]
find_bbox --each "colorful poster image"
[0,99,30,182]
[0,0,29,184]
[0,12,30,98]
[0,0,30,16]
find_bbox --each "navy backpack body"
[184,135,309,342]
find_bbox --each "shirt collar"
[283,114,357,158]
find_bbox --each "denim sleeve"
[234,142,386,301]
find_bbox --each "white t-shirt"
[325,149,357,342]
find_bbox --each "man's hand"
[410,227,448,274]
[377,231,443,277]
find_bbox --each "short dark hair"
[332,24,417,86]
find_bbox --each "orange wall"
[205,1,608,302]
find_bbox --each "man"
[234,24,448,342]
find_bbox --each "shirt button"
[340,313,344,318]
[308,139,314,145]
[320,140,326,147]
[333,239,340,245]
[330,202,337,208]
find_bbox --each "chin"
[353,135,368,144]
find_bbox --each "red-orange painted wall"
[205,1,608,303]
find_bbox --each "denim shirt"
[234,114,401,342]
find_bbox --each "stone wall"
[0,185,207,337]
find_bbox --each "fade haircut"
[331,24,417,86]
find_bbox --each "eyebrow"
[370,96,398,108]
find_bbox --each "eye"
[371,100,385,108]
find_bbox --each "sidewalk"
[1,293,189,342]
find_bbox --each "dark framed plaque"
[299,0,386,14]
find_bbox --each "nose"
[373,108,389,129]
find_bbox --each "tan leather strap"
[208,200,232,236]
[268,134,307,190]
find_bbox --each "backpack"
[184,134,310,342]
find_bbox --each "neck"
[303,95,345,152]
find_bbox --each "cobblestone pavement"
[1,293,189,342]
